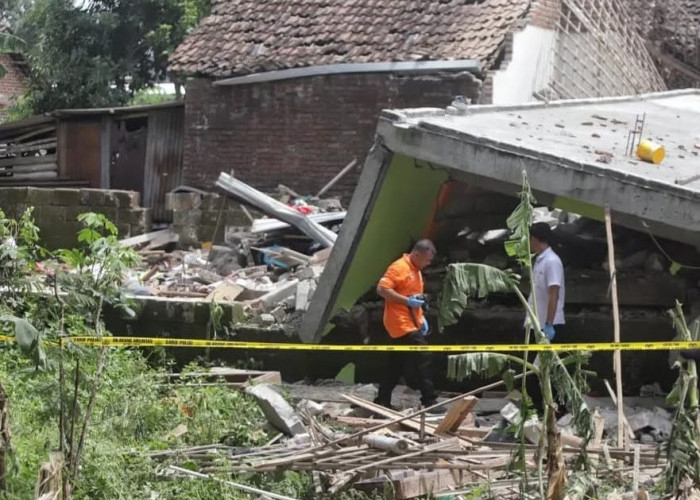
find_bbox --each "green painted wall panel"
[553,196,604,221]
[325,155,448,335]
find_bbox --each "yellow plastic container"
[636,139,665,164]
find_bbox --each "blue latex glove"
[406,295,425,309]
[420,317,430,336]
[543,324,556,341]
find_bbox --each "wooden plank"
[342,394,434,434]
[0,162,57,174]
[2,125,56,144]
[334,416,400,430]
[0,154,57,168]
[328,439,459,494]
[0,171,57,181]
[435,396,477,435]
[0,139,57,156]
[357,469,476,500]
[456,427,492,439]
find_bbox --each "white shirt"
[527,247,565,326]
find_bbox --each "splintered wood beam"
[435,396,478,435]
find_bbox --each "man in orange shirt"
[374,239,443,412]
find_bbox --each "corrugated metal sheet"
[143,105,185,222]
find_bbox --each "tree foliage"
[8,0,210,114]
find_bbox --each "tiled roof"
[170,0,531,77]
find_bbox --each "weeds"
[0,209,387,500]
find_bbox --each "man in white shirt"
[528,222,565,341]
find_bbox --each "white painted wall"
[492,25,556,105]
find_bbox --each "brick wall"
[183,72,482,202]
[0,54,27,120]
[0,187,151,249]
[527,0,561,30]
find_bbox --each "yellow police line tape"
[1,335,698,352]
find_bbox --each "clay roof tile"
[169,0,530,77]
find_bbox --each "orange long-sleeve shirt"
[378,254,424,338]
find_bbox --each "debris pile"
[122,176,345,327]
[154,375,669,499]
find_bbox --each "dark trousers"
[377,331,436,406]
[526,324,568,413]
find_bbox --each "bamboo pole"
[169,465,299,500]
[605,206,625,448]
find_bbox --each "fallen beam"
[216,172,337,247]
[250,211,346,234]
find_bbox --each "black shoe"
[424,402,447,415]
[373,398,398,411]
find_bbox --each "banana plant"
[665,301,700,494]
[439,171,592,499]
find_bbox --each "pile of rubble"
[122,174,345,327]
[154,374,670,499]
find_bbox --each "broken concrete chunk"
[234,277,275,300]
[297,399,325,416]
[245,384,306,436]
[291,264,323,284]
[206,280,244,302]
[258,279,299,311]
[500,402,521,425]
[295,280,315,311]
[500,402,541,444]
[296,266,316,280]
[207,245,241,276]
[626,406,672,438]
[290,433,311,446]
[193,268,224,285]
[259,313,276,325]
[283,295,296,308]
[270,306,287,323]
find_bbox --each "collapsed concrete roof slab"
[300,89,700,343]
